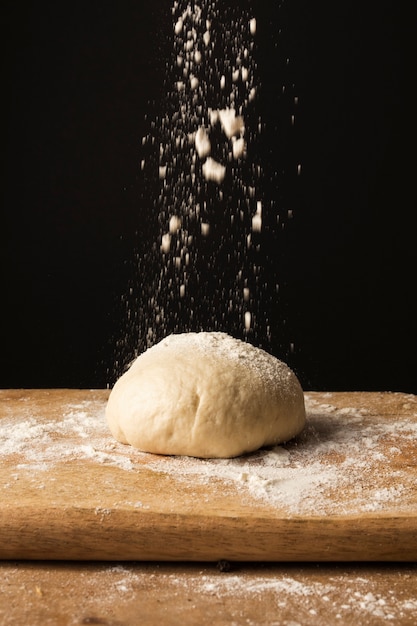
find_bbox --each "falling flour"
[150,0,262,339]
[114,0,299,374]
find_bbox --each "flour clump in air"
[106,332,306,458]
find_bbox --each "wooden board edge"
[1,508,416,562]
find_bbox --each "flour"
[232,136,246,159]
[2,393,416,516]
[217,107,245,139]
[0,400,133,472]
[2,559,416,625]
[114,0,297,371]
[195,126,211,157]
[202,156,226,182]
[76,563,417,622]
[133,393,416,515]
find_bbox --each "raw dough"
[106,332,306,458]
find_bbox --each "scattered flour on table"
[0,399,134,472]
[144,394,416,515]
[78,564,417,623]
[2,393,417,515]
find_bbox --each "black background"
[3,1,416,392]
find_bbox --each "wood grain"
[1,508,416,561]
[1,389,416,561]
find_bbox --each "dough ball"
[106,332,306,458]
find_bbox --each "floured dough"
[106,332,306,458]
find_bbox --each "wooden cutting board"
[1,389,416,561]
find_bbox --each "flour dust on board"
[114,0,299,377]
